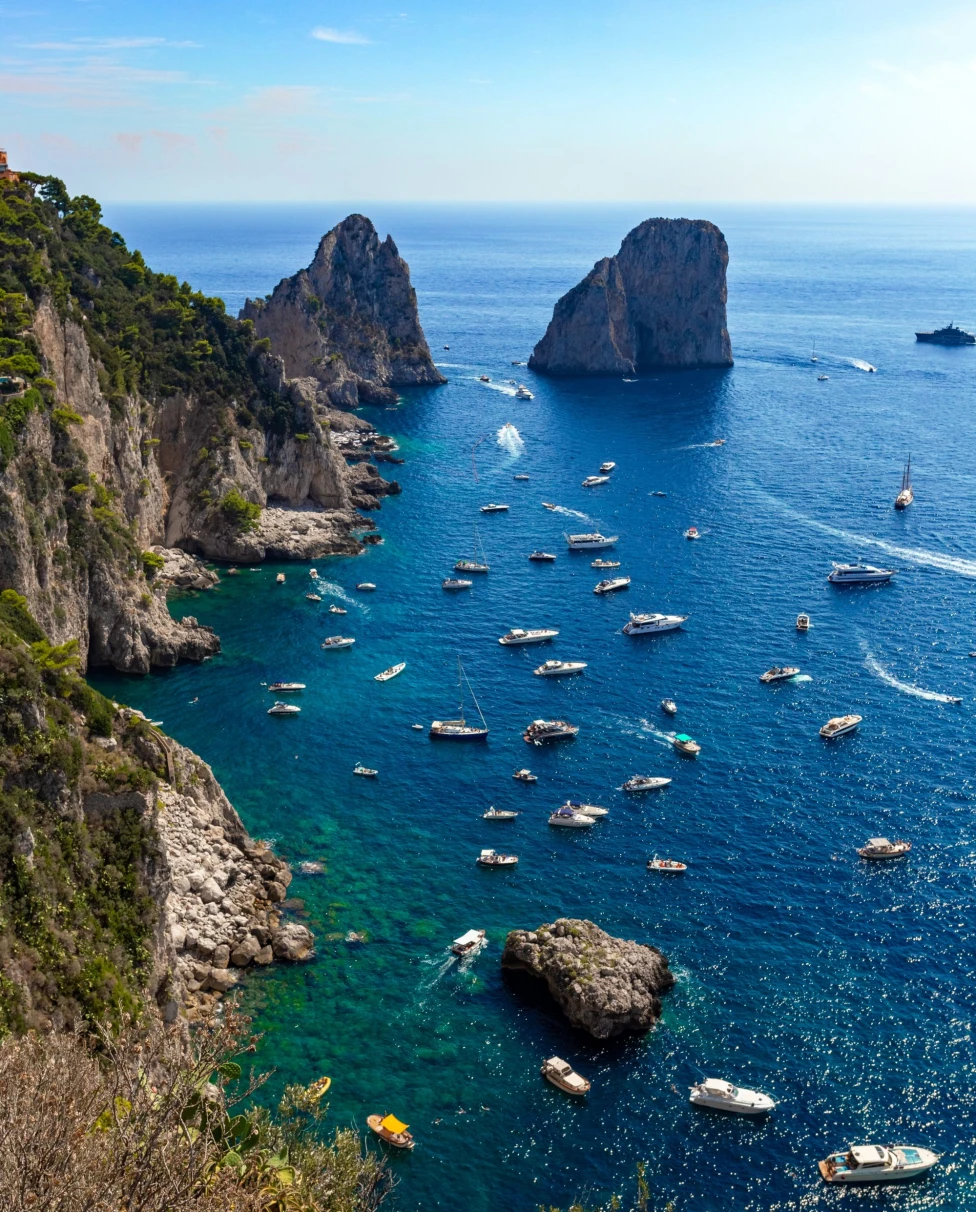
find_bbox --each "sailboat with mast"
[894,455,914,510]
[430,657,490,740]
[455,526,490,574]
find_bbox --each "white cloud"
[310,26,370,45]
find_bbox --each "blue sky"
[2,0,976,202]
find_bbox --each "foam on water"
[546,504,592,521]
[496,423,524,456]
[846,357,878,372]
[863,650,962,704]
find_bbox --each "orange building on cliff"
[0,150,19,183]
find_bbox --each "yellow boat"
[307,1075,332,1101]
[367,1113,414,1150]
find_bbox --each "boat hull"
[894,489,914,509]
[430,725,489,740]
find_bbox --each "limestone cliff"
[529,218,733,374]
[241,213,445,407]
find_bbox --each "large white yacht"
[827,563,895,584]
[499,628,558,645]
[622,612,688,635]
[566,532,618,551]
[819,1144,940,1184]
[689,1079,775,1116]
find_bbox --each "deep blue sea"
[94,203,976,1210]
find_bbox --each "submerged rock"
[501,917,674,1038]
[529,218,732,375]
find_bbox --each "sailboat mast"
[457,654,464,722]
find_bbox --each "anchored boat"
[528,551,557,562]
[648,857,687,872]
[533,660,587,677]
[541,1057,590,1095]
[456,526,490,573]
[623,612,687,635]
[499,627,558,645]
[858,837,911,860]
[269,682,305,692]
[430,657,489,740]
[690,1079,774,1115]
[268,702,300,716]
[476,849,518,867]
[594,576,631,595]
[566,532,617,551]
[322,636,355,649]
[820,714,861,739]
[548,806,593,828]
[367,1114,414,1150]
[524,719,579,744]
[443,577,473,590]
[819,1144,940,1184]
[581,475,610,487]
[353,764,378,777]
[512,768,537,783]
[374,662,406,682]
[484,806,519,820]
[661,698,678,715]
[480,503,509,513]
[759,666,800,683]
[622,775,672,792]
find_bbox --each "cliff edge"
[242,213,445,408]
[529,218,732,375]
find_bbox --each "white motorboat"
[476,849,518,867]
[548,806,594,828]
[374,662,406,682]
[621,776,672,792]
[443,578,473,590]
[796,613,810,630]
[524,719,579,744]
[514,384,534,399]
[563,800,608,818]
[512,768,537,783]
[430,657,489,740]
[599,462,616,473]
[322,636,355,649]
[623,612,687,636]
[566,532,617,551]
[541,1056,590,1095]
[819,1145,940,1184]
[478,374,490,382]
[499,628,558,645]
[759,666,800,683]
[480,503,509,513]
[451,929,486,956]
[353,764,378,777]
[895,456,914,510]
[690,1079,775,1115]
[309,569,318,578]
[514,473,530,481]
[329,604,348,614]
[817,373,829,381]
[858,836,911,860]
[484,806,519,820]
[582,475,610,487]
[594,577,631,595]
[827,563,895,584]
[269,682,306,692]
[591,559,621,569]
[268,701,300,715]
[820,714,862,739]
[661,698,677,715]
[533,660,587,677]
[276,573,286,583]
[306,593,322,602]
[648,857,687,872]
[356,582,376,591]
[528,551,557,562]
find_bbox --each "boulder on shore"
[501,918,674,1038]
[528,218,732,375]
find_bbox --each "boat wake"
[548,504,592,521]
[863,650,962,704]
[496,423,524,456]
[792,673,814,683]
[481,380,518,397]
[846,357,877,373]
[754,490,976,580]
[636,718,678,747]
[317,580,364,609]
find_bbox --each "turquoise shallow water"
[94,204,976,1209]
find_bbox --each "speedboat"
[690,1079,774,1115]
[353,764,378,777]
[524,719,579,744]
[528,551,557,562]
[513,768,537,783]
[374,662,406,682]
[827,563,895,584]
[513,474,530,481]
[819,1144,940,1184]
[356,582,376,591]
[759,666,800,683]
[484,806,519,820]
[623,612,688,635]
[367,1114,414,1150]
[622,776,672,792]
[306,593,322,601]
[582,475,610,487]
[820,714,862,739]
[541,1056,590,1095]
[661,698,677,715]
[514,385,534,400]
[684,527,700,540]
[591,559,621,569]
[269,682,305,692]
[476,849,518,867]
[858,836,911,860]
[599,462,616,473]
[548,806,594,828]
[796,613,810,630]
[442,578,473,590]
[563,800,608,818]
[648,857,687,872]
[594,577,631,594]
[567,532,617,550]
[533,660,587,677]
[329,604,347,614]
[499,628,558,645]
[651,491,667,497]
[542,502,557,510]
[478,374,490,382]
[322,635,355,649]
[276,573,286,583]
[480,503,509,513]
[268,702,300,715]
[451,929,486,956]
[672,733,701,756]
[817,374,829,381]
[309,568,318,578]
[708,439,726,446]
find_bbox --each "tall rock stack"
[529,218,733,375]
[242,214,446,407]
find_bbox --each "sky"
[2,0,976,202]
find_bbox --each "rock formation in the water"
[501,917,675,1038]
[242,213,446,407]
[529,218,732,375]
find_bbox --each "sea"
[93,202,976,1211]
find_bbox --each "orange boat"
[367,1113,414,1150]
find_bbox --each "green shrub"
[140,549,165,578]
[0,590,45,644]
[219,488,261,533]
[51,407,83,427]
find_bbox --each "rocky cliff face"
[502,917,674,1038]
[529,218,733,375]
[242,213,445,407]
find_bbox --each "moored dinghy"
[374,662,406,682]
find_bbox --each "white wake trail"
[549,504,592,521]
[846,357,877,372]
[482,380,518,397]
[496,423,524,456]
[863,651,962,704]
[317,580,364,610]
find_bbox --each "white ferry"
[622,612,688,635]
[566,532,618,551]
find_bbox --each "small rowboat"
[484,806,518,820]
[672,733,701,756]
[648,856,687,872]
[374,662,406,682]
[353,764,378,777]
[367,1114,414,1150]
[541,1056,590,1095]
[476,849,518,867]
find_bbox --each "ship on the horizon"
[915,322,976,345]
